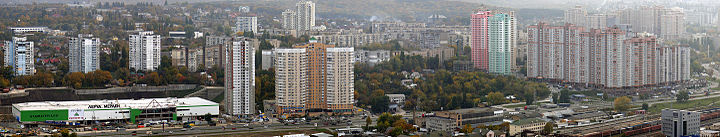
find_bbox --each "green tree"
[524,90,534,105]
[676,90,690,102]
[204,113,212,122]
[558,89,571,103]
[614,96,632,112]
[543,122,554,134]
[370,96,390,113]
[143,72,163,86]
[365,116,372,129]
[0,78,9,88]
[487,92,506,105]
[642,103,649,110]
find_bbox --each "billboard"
[68,109,84,121]
[19,110,68,122]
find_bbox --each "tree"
[0,78,9,88]
[143,72,163,86]
[460,124,474,134]
[487,92,506,105]
[370,96,390,113]
[64,72,85,88]
[558,89,571,103]
[524,90,534,105]
[614,96,632,112]
[676,90,690,102]
[365,116,372,129]
[543,122,554,134]
[204,113,212,122]
[642,103,649,110]
[86,70,113,87]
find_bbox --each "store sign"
[20,110,68,122]
[68,109,84,120]
[88,104,120,109]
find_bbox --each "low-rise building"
[12,97,219,123]
[399,47,455,64]
[385,94,406,106]
[354,50,391,65]
[9,27,50,33]
[425,116,456,132]
[509,118,547,136]
[662,109,701,137]
[435,107,504,128]
[263,100,277,117]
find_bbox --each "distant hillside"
[221,0,489,22]
[448,0,605,9]
[0,0,563,25]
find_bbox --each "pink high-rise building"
[471,10,493,70]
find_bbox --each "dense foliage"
[355,54,551,113]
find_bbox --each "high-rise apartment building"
[324,47,354,113]
[282,1,315,31]
[471,11,492,70]
[225,38,255,116]
[3,37,34,76]
[528,23,690,88]
[586,14,608,29]
[661,109,700,137]
[603,28,626,88]
[69,34,100,73]
[471,10,516,74]
[274,48,308,114]
[624,35,658,87]
[274,39,354,114]
[295,0,315,31]
[527,23,584,82]
[657,46,691,84]
[613,6,684,40]
[487,12,516,75]
[293,40,334,110]
[282,9,297,30]
[660,9,685,40]
[234,16,258,33]
[564,6,587,27]
[129,31,161,71]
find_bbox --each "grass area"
[711,87,720,90]
[648,96,720,113]
[311,128,332,133]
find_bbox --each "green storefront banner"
[20,110,68,122]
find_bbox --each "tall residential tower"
[471,10,516,75]
[282,0,315,31]
[129,31,161,71]
[3,37,34,76]
[225,38,255,116]
[69,34,100,73]
[274,39,355,114]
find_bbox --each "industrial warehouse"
[11,97,219,124]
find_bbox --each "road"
[78,115,374,137]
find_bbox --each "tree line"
[355,54,551,113]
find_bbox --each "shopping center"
[11,97,219,123]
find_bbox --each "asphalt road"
[78,115,374,137]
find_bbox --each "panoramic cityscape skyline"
[0,0,716,137]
